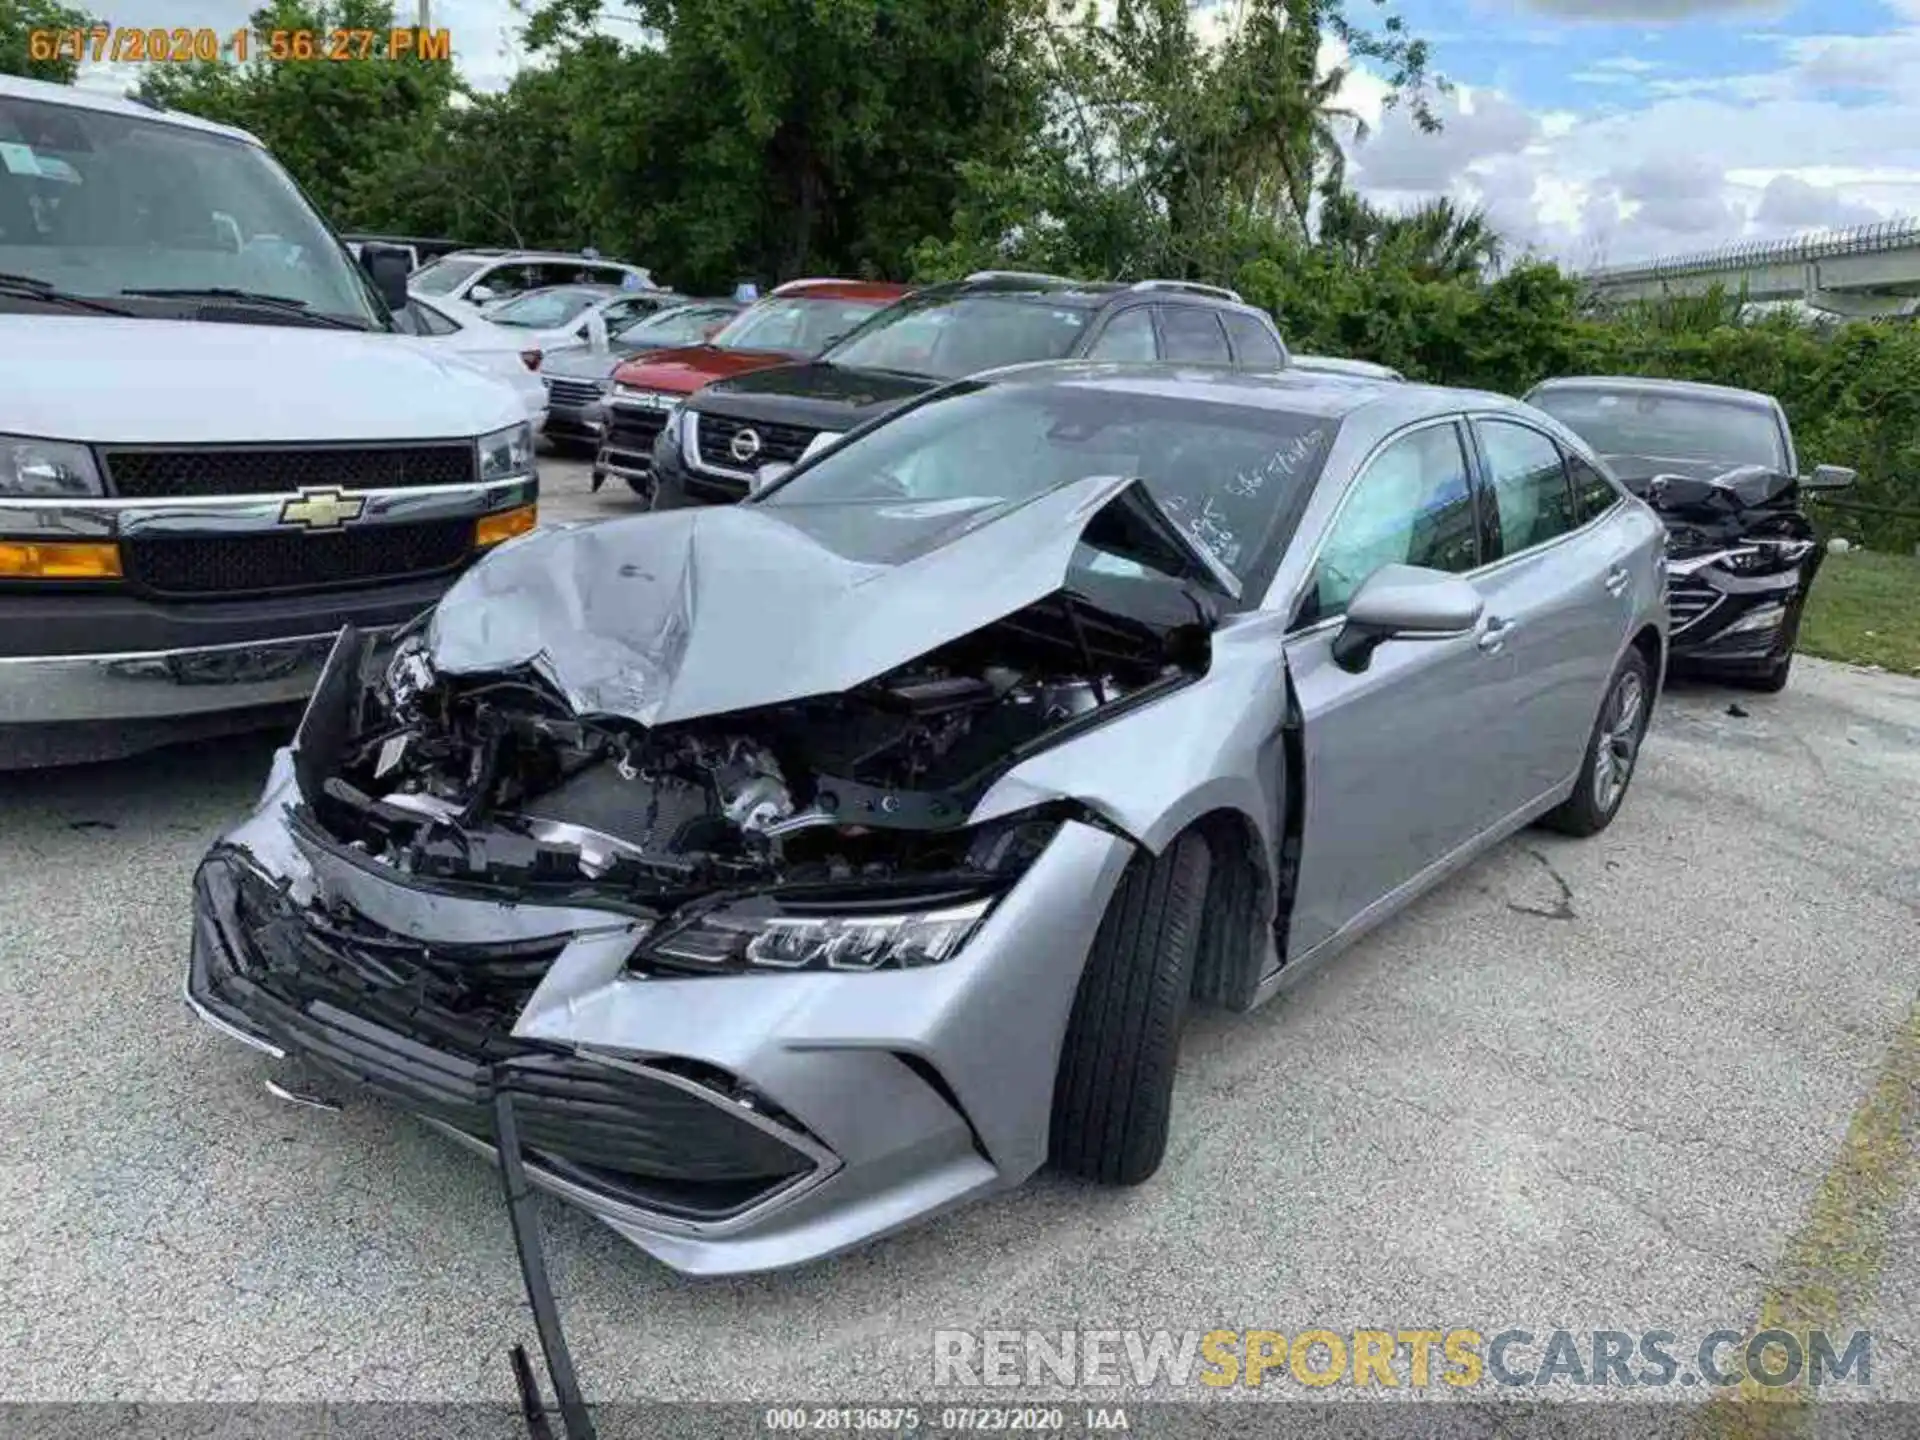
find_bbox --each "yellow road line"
[1693,996,1920,1438]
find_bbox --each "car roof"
[1528,374,1778,410]
[770,278,914,301]
[1,72,260,146]
[1290,354,1405,381]
[438,250,647,268]
[979,360,1516,424]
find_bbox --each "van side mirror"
[469,283,497,305]
[1331,564,1484,673]
[1804,463,1857,490]
[360,243,412,313]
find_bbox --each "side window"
[1479,419,1578,557]
[1156,306,1231,364]
[1567,451,1621,523]
[476,264,531,299]
[407,301,459,336]
[1086,307,1157,361]
[530,263,586,289]
[1302,423,1478,624]
[1222,311,1285,370]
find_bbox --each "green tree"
[1318,191,1504,282]
[2,0,94,84]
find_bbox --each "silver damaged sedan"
[188,363,1668,1275]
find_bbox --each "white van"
[0,75,540,766]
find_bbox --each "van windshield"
[0,92,382,328]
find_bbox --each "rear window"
[824,294,1092,380]
[1530,386,1788,471]
[409,257,483,295]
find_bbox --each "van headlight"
[475,421,534,481]
[0,436,103,498]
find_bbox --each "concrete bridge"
[1585,216,1920,317]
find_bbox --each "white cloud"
[1510,0,1789,18]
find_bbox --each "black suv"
[646,271,1291,507]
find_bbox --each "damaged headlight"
[639,893,993,975]
[1721,539,1815,573]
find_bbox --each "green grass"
[1800,549,1920,676]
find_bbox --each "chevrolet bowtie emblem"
[279,487,366,531]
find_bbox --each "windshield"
[711,295,891,355]
[0,93,380,327]
[1530,387,1788,471]
[822,294,1092,380]
[409,256,483,295]
[759,381,1337,583]
[490,286,607,329]
[616,303,737,346]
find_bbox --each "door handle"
[1604,565,1631,597]
[1477,616,1516,654]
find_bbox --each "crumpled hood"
[1,315,525,443]
[427,473,1226,725]
[1603,454,1799,518]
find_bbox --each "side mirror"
[360,243,412,314]
[1803,463,1857,490]
[751,462,792,494]
[469,283,497,304]
[1331,564,1485,673]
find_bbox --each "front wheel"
[1541,649,1653,838]
[1049,832,1211,1186]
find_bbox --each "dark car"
[1526,376,1855,691]
[646,271,1292,507]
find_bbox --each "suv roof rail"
[963,269,1080,286]
[1129,278,1244,304]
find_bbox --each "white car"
[407,249,654,322]
[397,294,548,428]
[482,284,687,354]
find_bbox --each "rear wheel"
[1049,832,1211,1186]
[1541,648,1652,838]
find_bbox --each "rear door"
[1465,414,1630,801]
[1282,417,1512,957]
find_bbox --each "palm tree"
[1318,191,1505,282]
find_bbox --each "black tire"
[1541,648,1653,838]
[1049,831,1211,1186]
[1740,649,1793,694]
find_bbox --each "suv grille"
[124,519,473,597]
[695,413,816,471]
[104,444,476,500]
[604,406,670,465]
[544,378,602,409]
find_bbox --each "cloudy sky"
[81,0,1920,269]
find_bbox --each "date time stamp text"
[29,26,452,65]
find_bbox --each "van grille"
[123,520,474,597]
[105,444,476,500]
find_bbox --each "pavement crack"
[1507,847,1576,921]
[1540,1157,1767,1278]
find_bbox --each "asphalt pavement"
[1,453,1917,1409]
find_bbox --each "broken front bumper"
[185,754,1134,1275]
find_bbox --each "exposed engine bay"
[299,588,1209,907]
[1649,464,1819,573]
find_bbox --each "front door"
[1281,418,1519,958]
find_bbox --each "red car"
[593,277,912,494]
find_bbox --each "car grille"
[694,413,817,471]
[123,519,474,598]
[604,406,669,464]
[544,378,602,409]
[193,858,817,1213]
[1668,579,1722,632]
[104,444,476,500]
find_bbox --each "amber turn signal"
[0,539,123,579]
[475,503,538,548]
